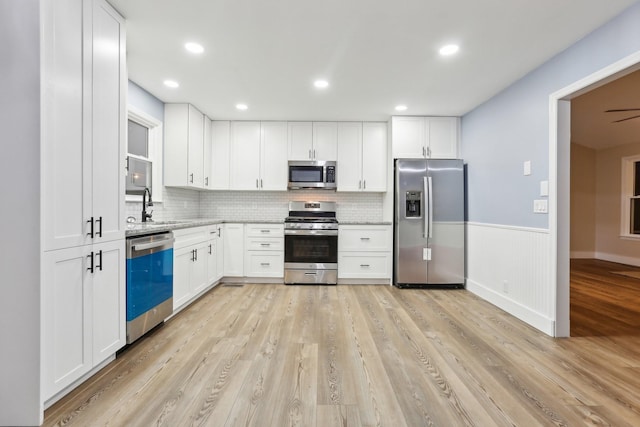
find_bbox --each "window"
[621,155,640,237]
[126,105,163,202]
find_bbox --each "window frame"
[620,154,640,239]
[126,105,163,202]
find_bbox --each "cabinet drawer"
[173,226,209,249]
[245,223,284,237]
[338,253,391,279]
[245,252,284,277]
[339,225,391,251]
[246,238,283,251]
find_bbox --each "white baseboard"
[570,251,595,259]
[594,252,640,267]
[466,279,555,336]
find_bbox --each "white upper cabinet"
[230,121,288,191]
[203,116,212,189]
[230,121,261,190]
[260,122,289,190]
[391,116,459,159]
[210,121,230,190]
[337,122,387,192]
[337,123,363,191]
[164,103,207,189]
[288,121,338,161]
[312,122,338,160]
[42,0,126,251]
[361,122,388,191]
[287,122,313,160]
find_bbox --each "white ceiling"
[571,69,640,150]
[110,0,638,121]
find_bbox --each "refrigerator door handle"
[423,176,429,238]
[427,176,433,239]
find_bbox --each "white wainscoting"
[466,222,555,335]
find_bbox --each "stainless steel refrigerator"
[393,158,465,288]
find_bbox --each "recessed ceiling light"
[439,44,459,56]
[163,79,179,88]
[236,103,248,111]
[395,105,408,111]
[314,79,329,89]
[185,42,204,54]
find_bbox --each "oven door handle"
[284,229,338,236]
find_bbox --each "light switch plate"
[540,180,549,196]
[524,161,531,176]
[533,199,548,213]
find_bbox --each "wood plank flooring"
[44,280,640,426]
[571,258,640,337]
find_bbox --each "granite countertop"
[125,218,284,237]
[338,221,392,225]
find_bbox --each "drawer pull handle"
[260,230,270,233]
[260,243,270,247]
[260,262,270,266]
[360,237,370,241]
[360,264,370,268]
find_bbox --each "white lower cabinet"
[244,224,284,278]
[172,225,222,312]
[223,223,245,277]
[42,239,125,401]
[338,225,392,280]
[207,225,224,285]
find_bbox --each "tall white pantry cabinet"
[41,0,127,405]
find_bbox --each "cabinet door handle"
[96,250,103,271]
[308,149,312,159]
[427,146,431,157]
[313,149,316,159]
[190,173,194,183]
[256,179,259,188]
[96,216,103,238]
[87,217,94,238]
[87,252,94,273]
[218,227,221,237]
[422,146,426,157]
[209,244,212,254]
[363,180,366,189]
[260,179,263,188]
[205,177,209,186]
[358,180,361,189]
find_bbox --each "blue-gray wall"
[128,80,164,121]
[462,2,640,229]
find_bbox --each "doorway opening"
[551,51,640,337]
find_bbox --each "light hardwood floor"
[44,280,640,426]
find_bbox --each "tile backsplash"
[125,187,200,222]
[127,188,385,222]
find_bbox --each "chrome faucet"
[142,187,153,222]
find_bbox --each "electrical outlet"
[523,161,531,176]
[503,280,509,293]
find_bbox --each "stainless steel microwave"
[288,160,336,190]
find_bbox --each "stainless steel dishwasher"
[126,232,174,344]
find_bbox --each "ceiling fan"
[605,108,640,123]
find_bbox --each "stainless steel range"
[284,201,338,285]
